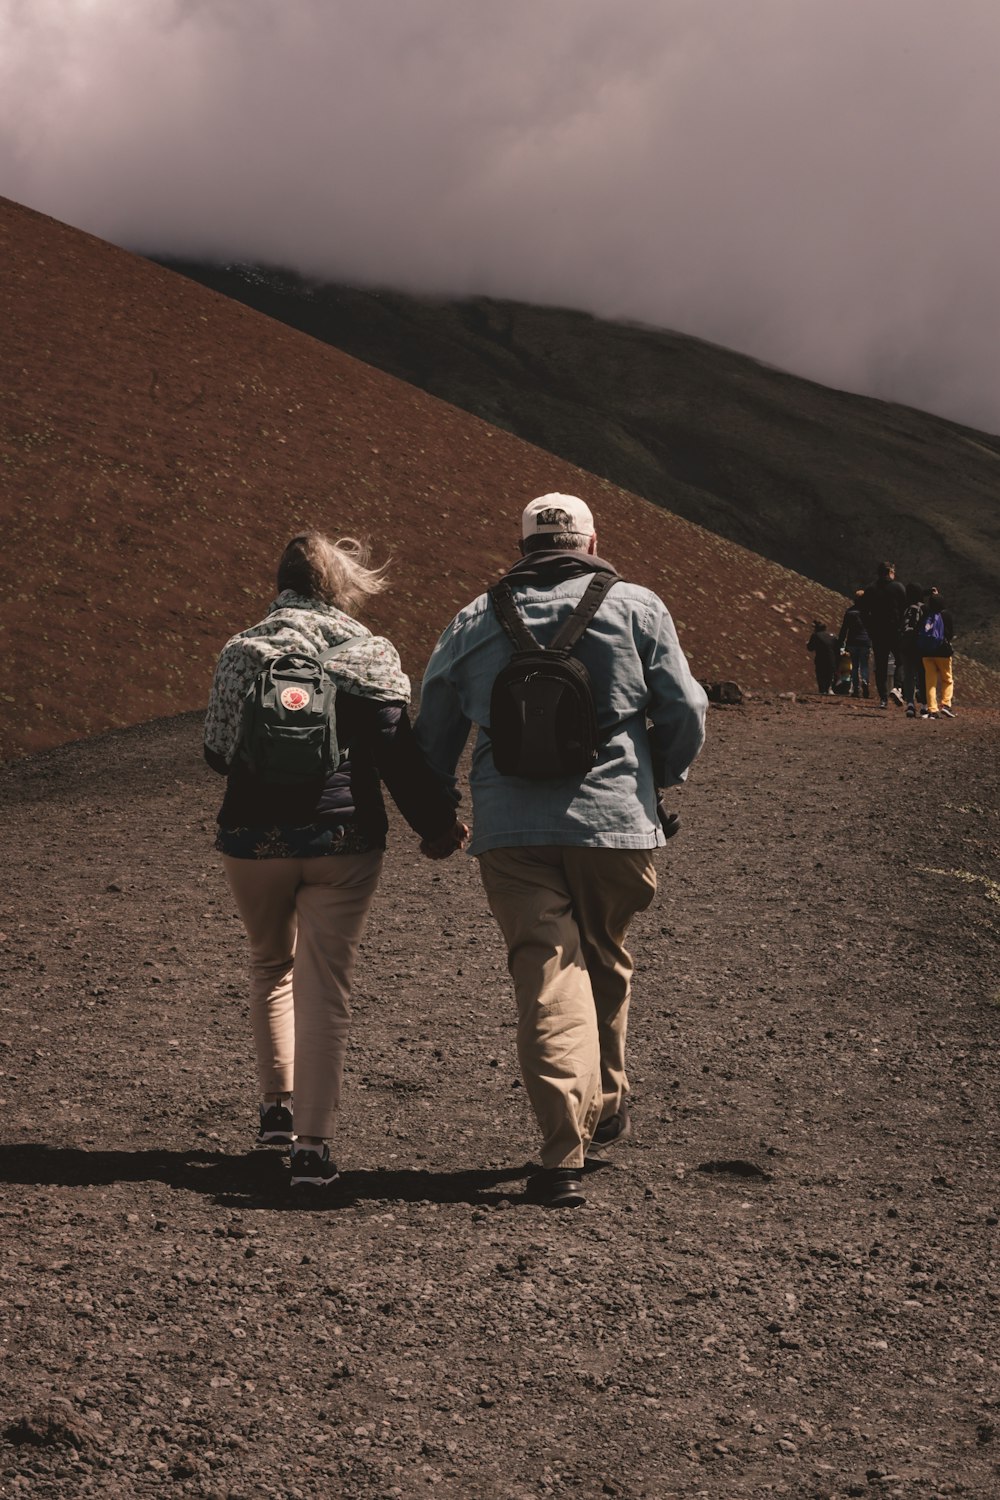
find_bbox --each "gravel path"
[1,700,998,1498]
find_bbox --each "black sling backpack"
[486,573,617,778]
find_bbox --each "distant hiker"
[917,588,956,719]
[806,621,838,695]
[414,493,707,1208]
[837,591,871,699]
[204,532,467,1191]
[899,581,926,718]
[859,561,906,708]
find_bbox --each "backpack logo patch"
[280,686,311,711]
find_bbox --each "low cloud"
[4,0,1000,430]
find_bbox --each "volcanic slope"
[2,194,998,762]
[158,261,1000,672]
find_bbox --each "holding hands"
[420,819,470,860]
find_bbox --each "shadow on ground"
[0,1144,533,1210]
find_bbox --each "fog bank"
[3,1,999,430]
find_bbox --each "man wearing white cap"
[415,494,707,1206]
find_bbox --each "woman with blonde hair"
[205,531,466,1190]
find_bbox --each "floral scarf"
[204,590,410,765]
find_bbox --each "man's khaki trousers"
[478,846,657,1169]
[222,851,383,1140]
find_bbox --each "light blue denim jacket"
[414,560,708,855]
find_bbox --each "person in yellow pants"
[917,590,956,719]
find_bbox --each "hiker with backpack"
[916,588,956,719]
[204,532,467,1191]
[859,561,907,708]
[837,591,872,699]
[806,620,839,695]
[414,494,707,1208]
[899,581,926,718]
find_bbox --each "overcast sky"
[3,0,1000,431]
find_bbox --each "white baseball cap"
[521,493,595,541]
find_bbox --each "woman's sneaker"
[289,1144,340,1190]
[256,1099,295,1147]
[940,705,956,718]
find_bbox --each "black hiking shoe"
[289,1144,341,1190]
[531,1167,586,1208]
[585,1099,633,1160]
[256,1099,295,1147]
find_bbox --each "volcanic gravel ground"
[0,699,998,1499]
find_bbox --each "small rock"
[4,1409,101,1452]
[702,681,744,705]
[696,1159,772,1181]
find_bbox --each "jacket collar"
[501,550,618,587]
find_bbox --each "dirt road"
[1,699,998,1498]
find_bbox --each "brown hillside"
[2,195,997,760]
[160,263,1000,672]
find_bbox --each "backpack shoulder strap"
[489,583,540,652]
[549,573,617,654]
[319,637,359,672]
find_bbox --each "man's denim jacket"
[414,558,708,856]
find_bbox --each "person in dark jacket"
[899,581,926,717]
[806,621,839,694]
[838,592,871,698]
[860,561,907,707]
[916,588,956,719]
[204,532,467,1190]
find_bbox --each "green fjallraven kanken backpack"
[487,573,617,778]
[237,642,353,785]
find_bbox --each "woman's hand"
[420,821,470,860]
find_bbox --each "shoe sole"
[290,1171,341,1189]
[255,1133,296,1147]
[547,1189,586,1208]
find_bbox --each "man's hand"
[420,820,470,860]
[656,798,681,839]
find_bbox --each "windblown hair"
[276,531,388,616]
[522,531,591,554]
